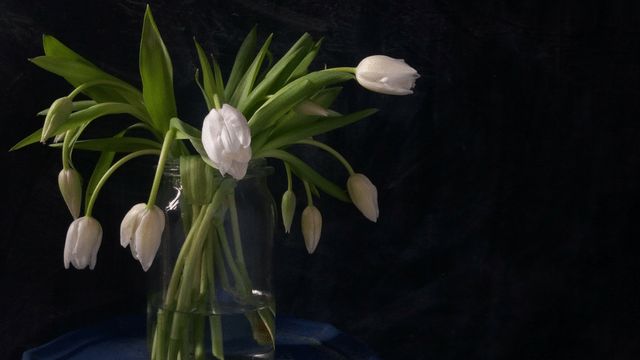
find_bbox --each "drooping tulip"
[347,173,379,222]
[301,205,322,254]
[64,216,102,270]
[281,190,296,233]
[41,97,73,142]
[58,168,83,219]
[201,104,252,180]
[355,55,419,95]
[120,203,165,271]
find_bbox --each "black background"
[1,0,639,359]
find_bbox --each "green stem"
[205,231,225,359]
[213,94,222,109]
[61,130,73,169]
[147,128,177,208]
[85,149,160,216]
[165,206,207,309]
[325,66,356,74]
[228,192,250,283]
[296,138,355,175]
[303,180,313,206]
[285,162,293,190]
[216,225,249,297]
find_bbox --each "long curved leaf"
[255,108,378,154]
[35,36,144,107]
[37,100,97,116]
[14,103,146,149]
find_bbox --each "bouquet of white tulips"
[11,5,418,359]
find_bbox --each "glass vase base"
[150,307,275,360]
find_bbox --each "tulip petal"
[302,206,322,254]
[133,206,165,271]
[120,203,146,248]
[347,174,379,222]
[64,218,81,269]
[201,104,252,179]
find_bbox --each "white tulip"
[347,173,379,222]
[120,203,165,271]
[301,205,322,254]
[201,104,252,180]
[64,216,102,270]
[355,55,419,95]
[41,97,72,142]
[58,168,83,219]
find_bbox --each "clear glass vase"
[147,156,276,360]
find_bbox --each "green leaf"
[169,118,216,169]
[255,108,378,154]
[30,56,143,107]
[258,86,343,139]
[248,70,354,135]
[51,137,161,152]
[212,56,225,103]
[288,38,323,81]
[139,5,177,133]
[238,33,314,116]
[194,39,217,109]
[225,26,257,99]
[260,149,350,202]
[229,34,273,107]
[43,34,93,65]
[39,35,144,107]
[248,79,316,135]
[10,129,42,151]
[194,68,213,110]
[85,150,116,210]
[37,100,97,116]
[11,102,144,150]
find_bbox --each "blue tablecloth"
[22,315,379,360]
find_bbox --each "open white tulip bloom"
[301,205,322,254]
[347,173,379,222]
[64,216,102,270]
[120,203,165,271]
[355,55,420,95]
[58,168,82,219]
[202,104,252,180]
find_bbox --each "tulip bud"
[301,205,322,254]
[201,104,252,180]
[41,97,73,142]
[294,100,330,117]
[120,203,165,271]
[281,190,296,233]
[355,55,420,95]
[53,133,66,143]
[58,168,83,219]
[64,216,102,270]
[347,173,379,222]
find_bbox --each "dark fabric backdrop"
[1,0,639,359]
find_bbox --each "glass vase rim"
[161,156,274,179]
